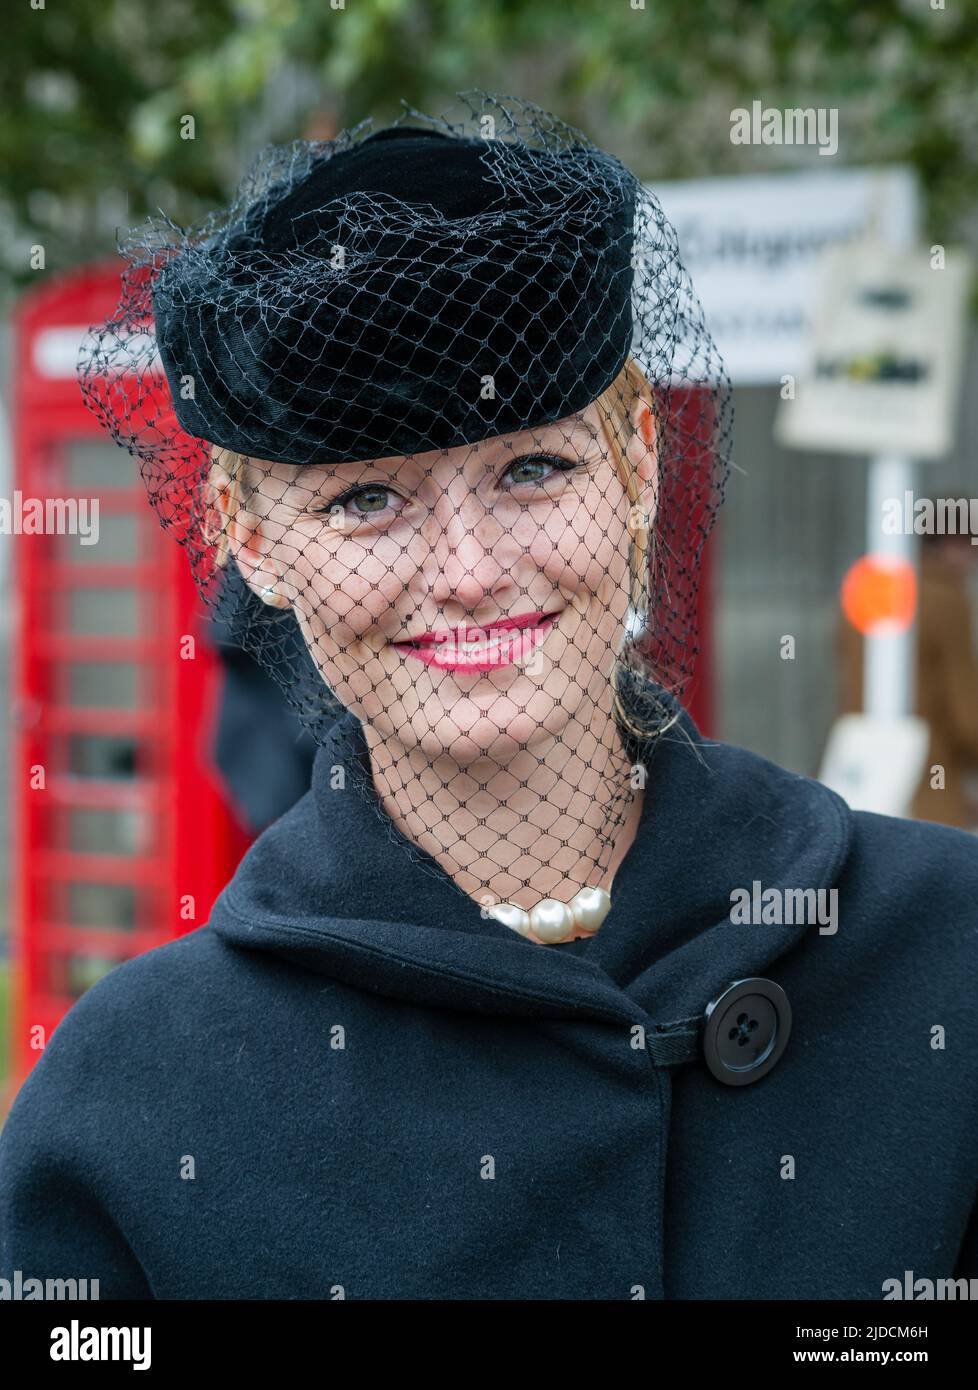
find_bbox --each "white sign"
[653,167,919,385]
[818,713,929,817]
[774,241,971,459]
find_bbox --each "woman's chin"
[395,694,575,764]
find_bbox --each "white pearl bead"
[569,886,612,934]
[487,902,532,937]
[529,899,575,943]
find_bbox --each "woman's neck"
[361,707,646,915]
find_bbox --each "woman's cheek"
[288,533,379,606]
[289,533,407,644]
[528,519,628,602]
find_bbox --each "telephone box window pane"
[68,807,142,855]
[67,881,136,930]
[68,735,137,778]
[64,439,138,491]
[56,513,135,563]
[69,661,138,707]
[68,588,140,636]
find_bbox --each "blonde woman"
[3,93,977,1302]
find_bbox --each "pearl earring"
[624,600,648,643]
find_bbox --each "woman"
[2,93,977,1301]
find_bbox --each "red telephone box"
[8,261,252,1098]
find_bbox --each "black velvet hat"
[150,123,637,466]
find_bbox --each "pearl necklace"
[487,886,612,944]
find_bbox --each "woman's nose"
[414,492,505,609]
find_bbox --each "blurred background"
[2,0,978,1110]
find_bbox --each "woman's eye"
[348,486,392,514]
[327,485,395,517]
[504,454,574,486]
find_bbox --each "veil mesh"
[77,90,732,943]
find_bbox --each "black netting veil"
[78,90,732,945]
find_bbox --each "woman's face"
[217,395,658,763]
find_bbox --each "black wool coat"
[2,700,978,1300]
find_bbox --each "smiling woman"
[5,90,976,1306]
[73,100,730,949]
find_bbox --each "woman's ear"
[207,453,288,607]
[633,395,657,449]
[626,394,659,513]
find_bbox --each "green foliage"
[1,0,976,299]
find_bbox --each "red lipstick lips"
[392,611,557,671]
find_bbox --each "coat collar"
[210,698,853,1033]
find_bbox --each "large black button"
[702,977,791,1086]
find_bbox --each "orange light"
[841,554,918,636]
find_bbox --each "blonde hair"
[203,353,672,744]
[204,446,258,569]
[593,354,655,622]
[592,355,675,746]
